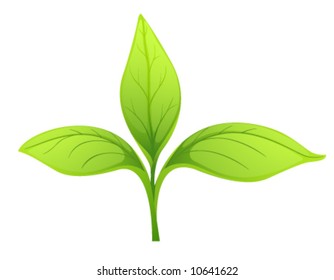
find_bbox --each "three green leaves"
[20,15,324,241]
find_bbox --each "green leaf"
[19,126,146,176]
[163,123,325,182]
[120,15,181,165]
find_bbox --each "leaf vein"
[125,106,151,137]
[150,67,167,104]
[81,152,125,168]
[68,139,111,158]
[129,69,148,99]
[208,136,266,157]
[153,99,177,139]
[190,149,249,170]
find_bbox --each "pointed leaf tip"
[138,14,146,24]
[19,140,29,153]
[313,154,326,161]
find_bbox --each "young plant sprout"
[20,15,325,241]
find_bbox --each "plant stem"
[136,168,158,241]
[154,167,171,209]
[138,161,170,241]
[149,159,159,241]
[149,199,160,241]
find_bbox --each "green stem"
[154,167,171,209]
[149,159,159,241]
[149,198,160,241]
[136,164,160,241]
[136,161,173,241]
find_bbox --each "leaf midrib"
[141,19,154,143]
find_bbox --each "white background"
[0,1,333,279]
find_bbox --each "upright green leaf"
[162,123,325,182]
[20,126,146,176]
[120,15,181,165]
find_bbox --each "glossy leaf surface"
[20,126,145,176]
[164,123,324,182]
[121,15,180,164]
